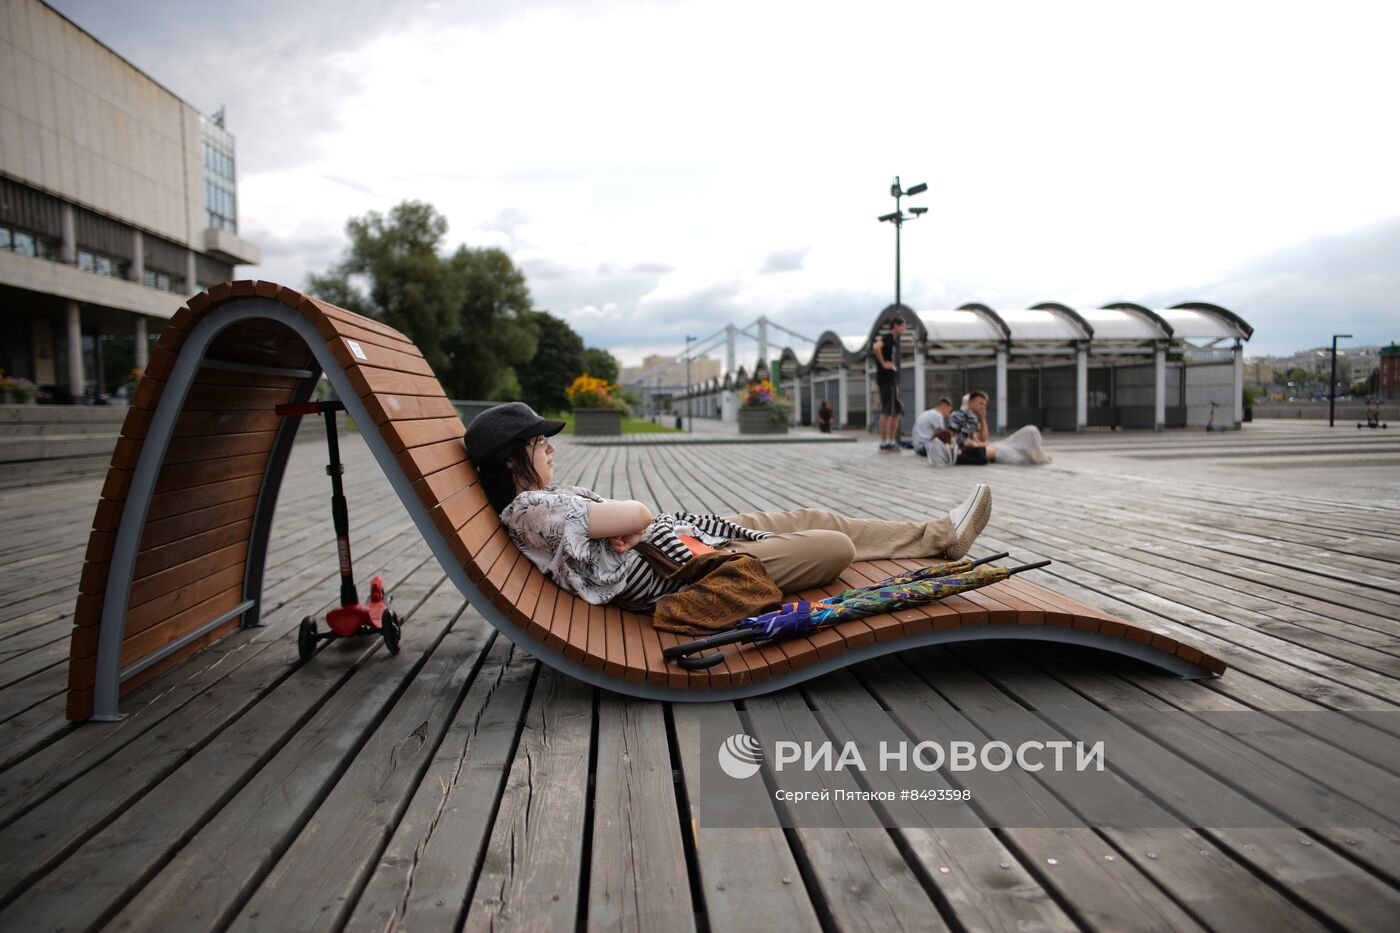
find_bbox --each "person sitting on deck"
[945,391,1052,466]
[464,402,994,607]
[912,396,953,457]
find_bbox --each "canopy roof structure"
[749,301,1251,379]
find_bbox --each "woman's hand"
[608,531,646,553]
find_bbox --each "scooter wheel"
[298,616,317,664]
[382,610,401,656]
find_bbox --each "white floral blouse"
[499,485,770,606]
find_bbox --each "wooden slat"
[346,365,447,400]
[413,460,479,511]
[396,437,467,483]
[382,416,465,454]
[361,392,458,425]
[118,585,244,667]
[328,337,436,378]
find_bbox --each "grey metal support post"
[1154,342,1167,432]
[1329,334,1351,427]
[1075,342,1088,432]
[995,344,1009,433]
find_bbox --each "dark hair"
[478,436,545,513]
[935,396,952,408]
[967,390,988,403]
[890,315,905,327]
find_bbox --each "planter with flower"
[737,380,792,434]
[567,374,626,435]
[0,370,37,405]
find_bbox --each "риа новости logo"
[718,733,763,779]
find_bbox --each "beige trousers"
[720,508,956,593]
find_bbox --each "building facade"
[0,0,259,399]
[1381,344,1399,401]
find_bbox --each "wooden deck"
[0,420,1397,931]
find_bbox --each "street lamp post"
[877,176,929,306]
[1329,333,1352,427]
[685,335,696,433]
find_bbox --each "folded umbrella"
[664,555,1051,670]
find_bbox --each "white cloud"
[52,0,1400,359]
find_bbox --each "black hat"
[463,402,565,464]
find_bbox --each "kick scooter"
[274,400,402,663]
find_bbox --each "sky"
[49,0,1400,368]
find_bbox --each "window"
[2,223,58,260]
[142,269,186,293]
[202,134,238,233]
[76,248,129,279]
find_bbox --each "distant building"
[1381,344,1399,400]
[1243,361,1275,385]
[1251,345,1383,387]
[620,353,722,388]
[1,0,259,399]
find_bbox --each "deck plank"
[342,636,535,933]
[462,668,592,932]
[587,695,695,931]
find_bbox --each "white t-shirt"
[912,408,946,451]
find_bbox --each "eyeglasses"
[526,436,552,452]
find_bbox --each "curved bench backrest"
[69,282,496,719]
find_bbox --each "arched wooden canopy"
[68,282,1226,721]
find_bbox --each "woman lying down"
[463,403,993,610]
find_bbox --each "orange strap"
[677,534,716,557]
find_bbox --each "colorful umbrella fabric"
[664,555,1050,669]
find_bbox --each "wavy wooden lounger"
[67,282,1226,721]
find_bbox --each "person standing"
[817,399,835,433]
[875,316,906,451]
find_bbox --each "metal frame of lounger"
[73,285,1225,722]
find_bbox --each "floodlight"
[910,206,928,215]
[906,182,928,196]
[890,181,901,197]
[877,211,900,222]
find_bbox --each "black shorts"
[955,445,988,466]
[877,377,898,416]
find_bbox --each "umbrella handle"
[1006,559,1052,575]
[663,627,763,669]
[969,552,1009,568]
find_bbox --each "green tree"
[323,201,461,376]
[440,246,539,400]
[307,201,541,400]
[582,347,620,385]
[517,310,586,413]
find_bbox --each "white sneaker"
[945,484,991,559]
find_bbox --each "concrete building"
[1,0,259,399]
